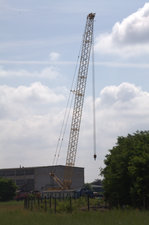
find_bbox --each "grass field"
[0,201,149,225]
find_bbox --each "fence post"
[27,196,30,209]
[38,196,40,209]
[49,196,52,209]
[70,196,72,212]
[31,196,33,211]
[34,196,36,206]
[44,196,47,212]
[54,197,56,213]
[40,197,42,209]
[87,195,90,211]
[24,197,27,209]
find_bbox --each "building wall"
[0,167,35,191]
[0,165,84,192]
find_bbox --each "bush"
[0,177,17,201]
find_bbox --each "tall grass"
[0,201,149,225]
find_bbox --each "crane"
[50,13,96,190]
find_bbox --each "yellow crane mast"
[50,13,96,190]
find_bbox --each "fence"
[24,195,103,213]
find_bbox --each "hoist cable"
[52,48,81,168]
[92,28,97,160]
[55,93,75,166]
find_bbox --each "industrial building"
[0,165,84,192]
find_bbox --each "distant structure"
[0,165,84,192]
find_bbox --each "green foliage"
[101,131,149,208]
[0,177,17,201]
[82,183,93,191]
[91,179,102,185]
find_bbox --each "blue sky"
[1,0,149,183]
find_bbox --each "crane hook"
[93,154,97,160]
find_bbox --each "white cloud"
[95,82,149,146]
[99,82,141,105]
[49,52,60,61]
[95,3,149,57]
[77,82,149,180]
[1,82,149,182]
[0,82,65,119]
[0,82,66,167]
[0,66,59,79]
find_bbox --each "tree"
[91,179,102,186]
[0,178,17,201]
[83,183,93,190]
[101,131,149,208]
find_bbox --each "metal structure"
[66,13,95,167]
[50,13,95,189]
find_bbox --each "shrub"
[0,177,17,201]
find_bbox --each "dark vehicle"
[15,190,41,201]
[74,188,94,198]
[14,191,28,201]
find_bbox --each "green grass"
[0,201,149,225]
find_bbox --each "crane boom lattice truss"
[66,13,95,167]
[63,13,95,189]
[50,13,95,190]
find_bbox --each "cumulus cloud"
[97,82,149,125]
[1,82,149,181]
[0,82,67,167]
[95,3,149,57]
[0,82,65,119]
[0,66,59,79]
[77,82,149,180]
[95,82,149,148]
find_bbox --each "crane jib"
[63,13,95,189]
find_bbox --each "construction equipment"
[50,13,96,190]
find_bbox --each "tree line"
[101,130,149,208]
